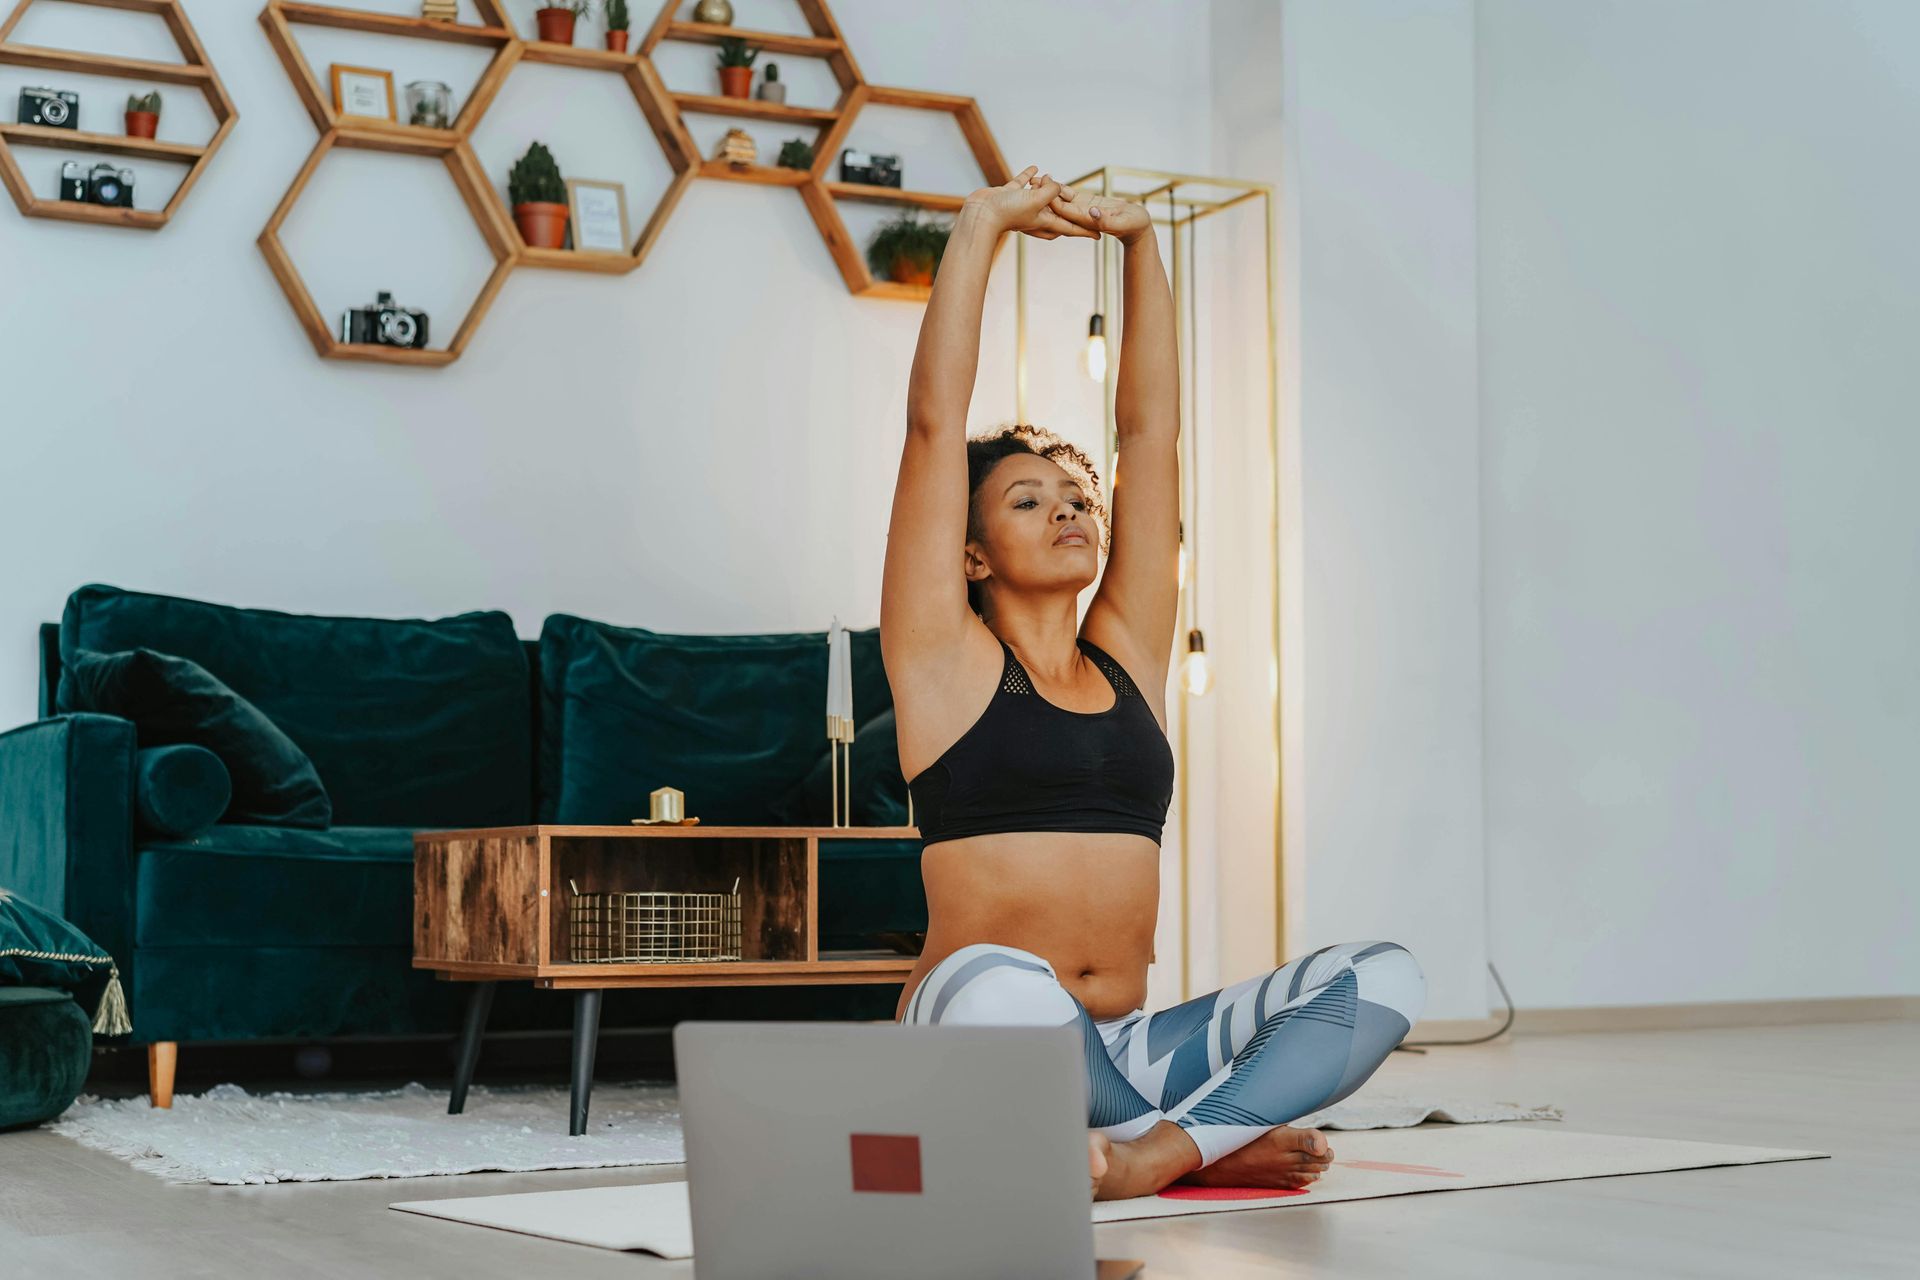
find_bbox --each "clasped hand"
[965,165,1151,244]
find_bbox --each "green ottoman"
[0,987,91,1131]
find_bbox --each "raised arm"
[880,169,1090,684]
[1050,189,1181,713]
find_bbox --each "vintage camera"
[839,149,901,188]
[59,161,134,207]
[341,291,430,349]
[19,86,79,129]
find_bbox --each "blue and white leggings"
[899,940,1425,1168]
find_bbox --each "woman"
[881,167,1425,1201]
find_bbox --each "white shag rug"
[49,1082,1561,1186]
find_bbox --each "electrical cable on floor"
[1392,962,1515,1054]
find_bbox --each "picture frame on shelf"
[330,65,397,123]
[566,178,630,253]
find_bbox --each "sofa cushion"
[134,744,231,839]
[0,887,117,1016]
[61,648,330,829]
[133,825,415,949]
[60,584,532,827]
[776,707,911,827]
[538,614,892,824]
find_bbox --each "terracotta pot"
[605,30,629,52]
[718,66,753,98]
[534,7,577,44]
[124,110,158,139]
[514,201,570,250]
[887,259,935,287]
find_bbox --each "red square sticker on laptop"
[849,1133,922,1194]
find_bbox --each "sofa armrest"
[0,714,138,973]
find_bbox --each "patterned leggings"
[899,940,1425,1168]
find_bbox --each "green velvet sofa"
[0,586,925,1102]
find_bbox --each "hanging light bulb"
[1180,628,1214,697]
[1081,313,1107,383]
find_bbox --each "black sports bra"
[906,636,1175,846]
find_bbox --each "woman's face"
[966,452,1099,603]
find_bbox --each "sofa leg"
[148,1042,177,1109]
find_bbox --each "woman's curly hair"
[964,424,1110,616]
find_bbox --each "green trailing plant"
[866,211,950,280]
[715,36,759,68]
[541,1,591,13]
[776,137,813,170]
[603,0,630,30]
[126,90,162,114]
[508,141,566,207]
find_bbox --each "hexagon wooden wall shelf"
[0,0,236,230]
[257,127,516,367]
[255,0,1013,365]
[800,84,1010,300]
[474,43,695,275]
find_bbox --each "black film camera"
[341,291,430,349]
[19,86,79,129]
[60,161,133,207]
[839,149,901,187]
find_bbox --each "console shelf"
[413,824,922,989]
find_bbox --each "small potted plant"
[125,90,161,139]
[603,0,630,52]
[776,138,813,171]
[715,37,758,99]
[756,61,786,104]
[866,212,949,287]
[509,141,569,250]
[534,0,588,45]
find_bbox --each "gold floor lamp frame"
[1014,166,1280,1000]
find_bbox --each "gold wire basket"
[566,877,742,963]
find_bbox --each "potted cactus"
[715,37,758,99]
[124,90,161,139]
[756,61,786,103]
[509,141,569,250]
[866,212,949,287]
[603,0,630,52]
[776,137,813,171]
[534,0,588,45]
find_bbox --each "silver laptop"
[674,1021,1145,1280]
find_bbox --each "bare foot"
[1175,1126,1333,1190]
[1088,1132,1111,1199]
[1091,1123,1203,1201]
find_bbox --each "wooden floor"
[1,1019,1913,1278]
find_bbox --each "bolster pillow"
[134,744,232,839]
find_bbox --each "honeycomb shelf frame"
[257,126,516,367]
[801,84,1010,301]
[0,0,237,231]
[255,0,1017,366]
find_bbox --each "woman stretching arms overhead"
[882,166,1425,1200]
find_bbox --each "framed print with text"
[567,178,631,254]
[330,65,397,123]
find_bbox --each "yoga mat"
[389,1125,1825,1256]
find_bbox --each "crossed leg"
[901,940,1425,1171]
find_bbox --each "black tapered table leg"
[448,980,497,1115]
[569,987,604,1136]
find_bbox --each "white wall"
[1254,0,1492,1021]
[1477,0,1920,1006]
